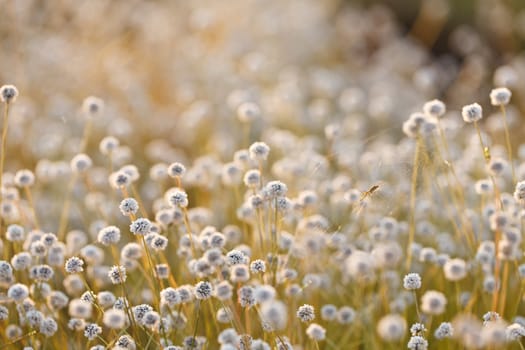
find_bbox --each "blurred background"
[1,0,525,169]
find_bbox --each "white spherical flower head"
[243,169,261,188]
[40,317,58,337]
[249,142,270,161]
[97,226,121,245]
[407,335,428,350]
[109,170,131,189]
[103,309,126,329]
[14,169,35,187]
[83,323,102,340]
[70,154,92,173]
[487,157,507,177]
[402,112,433,138]
[462,103,483,123]
[264,180,288,198]
[6,224,25,242]
[297,304,315,323]
[130,218,152,235]
[434,322,454,339]
[108,265,127,284]
[168,162,186,178]
[421,290,447,315]
[31,264,54,281]
[377,314,407,342]
[99,136,120,155]
[115,335,136,349]
[65,256,84,273]
[0,85,18,103]
[321,304,337,321]
[306,323,326,341]
[423,99,446,118]
[514,181,525,204]
[237,102,261,123]
[7,283,29,302]
[120,165,140,182]
[410,322,427,336]
[194,281,213,300]
[443,258,467,281]
[160,287,181,307]
[403,273,422,290]
[260,300,288,331]
[119,198,139,217]
[506,323,525,341]
[490,87,512,106]
[82,96,104,118]
[250,259,266,274]
[165,188,189,208]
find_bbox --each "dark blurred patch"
[351,0,525,58]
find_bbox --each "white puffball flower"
[443,258,467,281]
[514,181,525,205]
[421,290,447,315]
[423,99,446,118]
[462,103,483,123]
[0,85,18,103]
[490,87,511,106]
[237,102,261,123]
[249,142,270,162]
[82,96,104,118]
[377,314,407,342]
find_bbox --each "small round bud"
[297,304,315,323]
[194,281,213,300]
[306,323,326,341]
[0,85,18,103]
[149,163,168,181]
[434,322,454,339]
[420,290,447,315]
[515,181,525,204]
[407,336,428,350]
[165,188,189,208]
[423,99,446,118]
[6,224,25,242]
[167,162,186,178]
[82,96,104,118]
[243,170,260,188]
[490,87,512,106]
[97,226,121,246]
[108,265,127,284]
[237,102,261,123]
[8,283,29,302]
[249,142,270,161]
[461,103,483,123]
[14,170,35,187]
[443,258,467,281]
[109,171,131,189]
[84,323,102,340]
[320,304,337,321]
[377,314,407,342]
[130,218,152,235]
[99,136,120,155]
[65,257,84,273]
[119,198,139,217]
[403,273,422,290]
[70,154,92,173]
[250,259,266,274]
[103,308,126,329]
[120,165,140,182]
